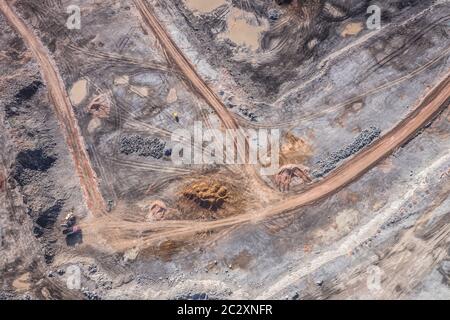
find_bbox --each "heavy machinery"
[60,212,76,228]
[62,225,81,236]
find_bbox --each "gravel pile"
[119,135,166,159]
[313,126,381,178]
[15,81,42,102]
[13,148,57,186]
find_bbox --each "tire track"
[0,0,106,215]
[99,72,450,250]
[133,0,239,131]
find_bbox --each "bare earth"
[1,0,449,300]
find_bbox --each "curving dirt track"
[99,72,450,250]
[132,0,277,196]
[0,0,105,215]
[3,0,449,248]
[91,0,450,248]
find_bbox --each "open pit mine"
[1,0,450,302]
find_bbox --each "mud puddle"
[219,7,269,51]
[184,0,227,14]
[69,79,88,105]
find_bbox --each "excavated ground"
[1,0,449,300]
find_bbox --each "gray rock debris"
[175,292,209,300]
[238,107,257,122]
[313,126,381,178]
[119,135,166,159]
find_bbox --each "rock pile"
[268,9,281,21]
[13,148,56,186]
[238,106,257,122]
[82,287,101,300]
[119,135,166,159]
[313,126,381,177]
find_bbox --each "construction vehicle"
[172,112,179,123]
[164,148,172,157]
[107,199,114,212]
[62,225,81,236]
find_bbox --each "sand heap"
[182,181,229,211]
[275,164,311,191]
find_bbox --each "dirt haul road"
[133,0,240,131]
[103,73,450,250]
[100,0,450,247]
[0,0,105,215]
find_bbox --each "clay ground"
[1,0,449,300]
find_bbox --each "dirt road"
[98,0,450,247]
[0,0,105,215]
[132,0,275,196]
[133,0,239,131]
[98,72,449,250]
[4,0,449,250]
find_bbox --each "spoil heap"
[275,164,311,191]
